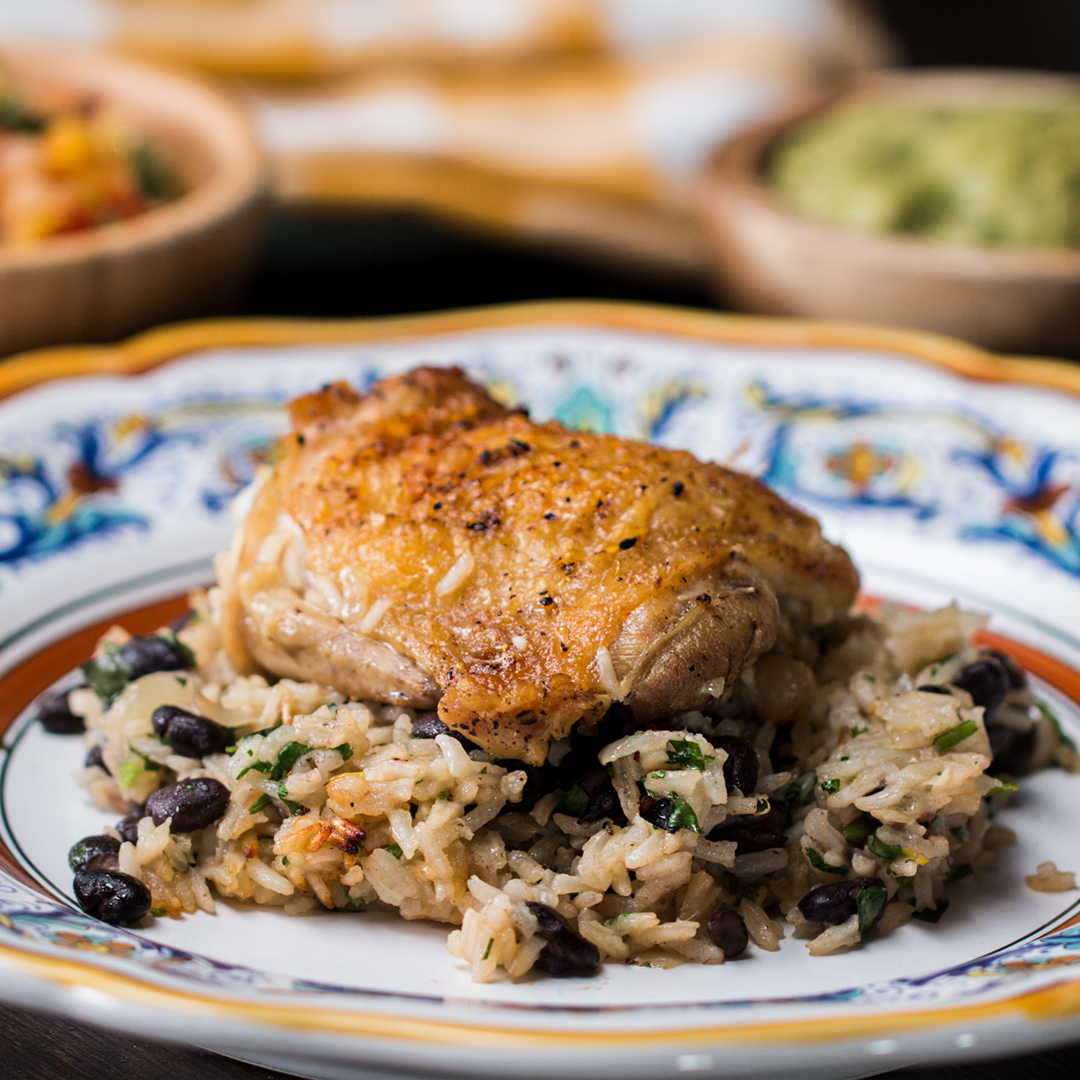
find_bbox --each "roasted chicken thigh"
[217,367,858,764]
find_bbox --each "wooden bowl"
[695,69,1080,357]
[0,47,268,358]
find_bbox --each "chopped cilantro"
[820,778,841,795]
[481,938,493,961]
[117,759,144,790]
[118,745,163,789]
[743,887,760,903]
[225,745,237,754]
[331,742,354,760]
[276,782,303,815]
[81,643,132,707]
[912,900,950,923]
[273,741,313,777]
[282,856,290,867]
[249,794,271,815]
[782,774,816,825]
[842,818,874,841]
[1037,702,1077,752]
[238,740,313,781]
[850,725,869,737]
[986,781,1019,796]
[783,782,803,825]
[868,835,904,861]
[150,906,167,918]
[387,843,403,860]
[934,719,978,752]
[236,760,272,780]
[805,847,850,876]
[855,885,887,933]
[438,791,453,801]
[666,739,714,771]
[556,784,590,818]
[667,793,702,833]
[129,745,162,771]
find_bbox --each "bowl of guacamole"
[695,69,1080,357]
[769,100,1080,250]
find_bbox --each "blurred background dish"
[7,2,1080,362]
[4,0,892,278]
[0,46,265,358]
[0,0,890,81]
[696,68,1080,357]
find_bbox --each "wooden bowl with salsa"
[696,69,1080,358]
[0,46,266,358]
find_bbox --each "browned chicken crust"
[219,367,859,764]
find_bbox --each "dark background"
[11,3,1080,1078]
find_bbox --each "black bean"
[151,705,230,759]
[84,745,109,774]
[145,777,230,832]
[714,735,759,795]
[951,658,1010,717]
[68,835,122,873]
[410,710,475,747]
[981,648,1027,690]
[917,685,951,695]
[707,908,749,958]
[988,721,1037,776]
[575,768,623,824]
[116,819,141,844]
[73,868,152,925]
[117,634,192,679]
[116,803,145,845]
[639,794,677,831]
[708,801,788,852]
[798,877,884,926]
[524,901,600,976]
[35,688,84,734]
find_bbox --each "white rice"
[72,592,1073,980]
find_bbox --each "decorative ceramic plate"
[3,303,1080,1080]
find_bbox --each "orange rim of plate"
[3,299,1080,1048]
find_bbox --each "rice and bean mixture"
[60,590,1076,980]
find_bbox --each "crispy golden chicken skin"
[218,367,858,765]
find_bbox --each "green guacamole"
[769,100,1080,248]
